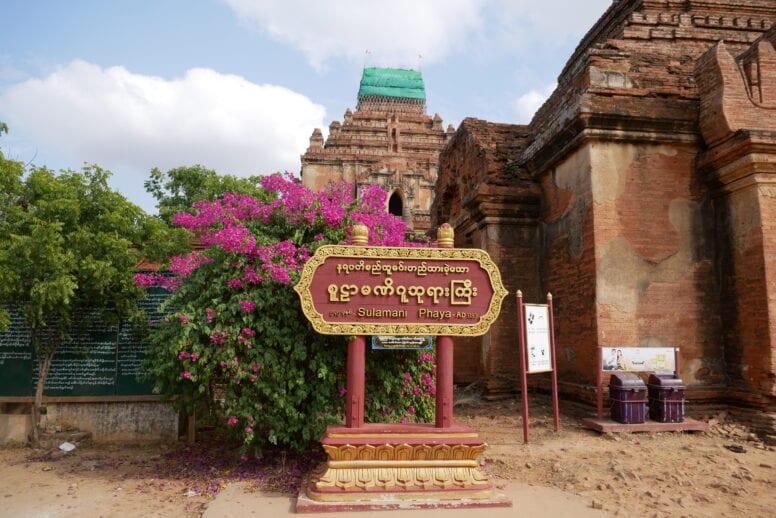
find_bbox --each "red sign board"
[294,245,508,336]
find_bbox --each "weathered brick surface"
[301,98,452,232]
[539,146,599,386]
[591,142,724,390]
[432,0,776,429]
[434,119,540,390]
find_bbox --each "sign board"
[0,287,169,397]
[601,347,676,373]
[0,307,33,396]
[372,336,433,350]
[524,304,552,373]
[294,245,508,336]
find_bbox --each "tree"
[0,155,186,445]
[137,173,435,453]
[144,165,271,225]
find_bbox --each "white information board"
[601,347,676,373]
[524,304,552,373]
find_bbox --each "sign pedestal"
[296,423,509,513]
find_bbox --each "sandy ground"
[0,394,774,517]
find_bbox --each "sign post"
[345,225,368,428]
[516,291,560,444]
[294,223,512,511]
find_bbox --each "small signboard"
[601,347,676,373]
[516,293,560,444]
[524,304,552,373]
[372,336,433,350]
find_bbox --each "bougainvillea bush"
[136,173,435,453]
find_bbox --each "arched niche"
[388,190,404,218]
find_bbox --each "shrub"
[137,173,435,453]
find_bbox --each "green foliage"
[142,175,436,454]
[144,165,271,225]
[0,155,183,367]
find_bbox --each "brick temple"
[301,0,776,436]
[300,67,454,233]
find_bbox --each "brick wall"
[591,142,724,390]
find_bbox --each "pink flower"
[239,300,256,313]
[181,371,191,379]
[210,330,229,344]
[227,416,238,426]
[241,328,255,337]
[190,354,199,362]
[252,363,259,373]
[408,405,416,414]
[244,427,253,433]
[178,313,189,324]
[206,309,215,322]
[338,386,347,397]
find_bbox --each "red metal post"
[517,291,530,444]
[345,335,365,428]
[548,293,560,432]
[674,347,681,378]
[436,336,454,428]
[345,223,368,429]
[435,224,455,429]
[597,347,604,419]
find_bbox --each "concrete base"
[580,417,709,433]
[296,486,512,513]
[0,414,32,445]
[47,401,178,441]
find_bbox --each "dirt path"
[0,395,773,517]
[463,396,776,518]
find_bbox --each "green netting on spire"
[358,68,426,101]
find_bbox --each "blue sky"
[0,0,612,212]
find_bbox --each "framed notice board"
[0,287,170,398]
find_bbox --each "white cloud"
[224,0,486,68]
[0,60,325,177]
[223,0,612,68]
[491,0,613,48]
[512,83,556,124]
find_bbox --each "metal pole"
[435,224,455,429]
[548,293,560,432]
[517,291,530,444]
[597,347,604,419]
[674,347,681,378]
[345,224,368,429]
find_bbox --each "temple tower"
[301,68,454,233]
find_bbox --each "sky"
[0,0,613,213]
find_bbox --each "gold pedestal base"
[301,423,508,509]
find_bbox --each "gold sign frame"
[294,245,508,336]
